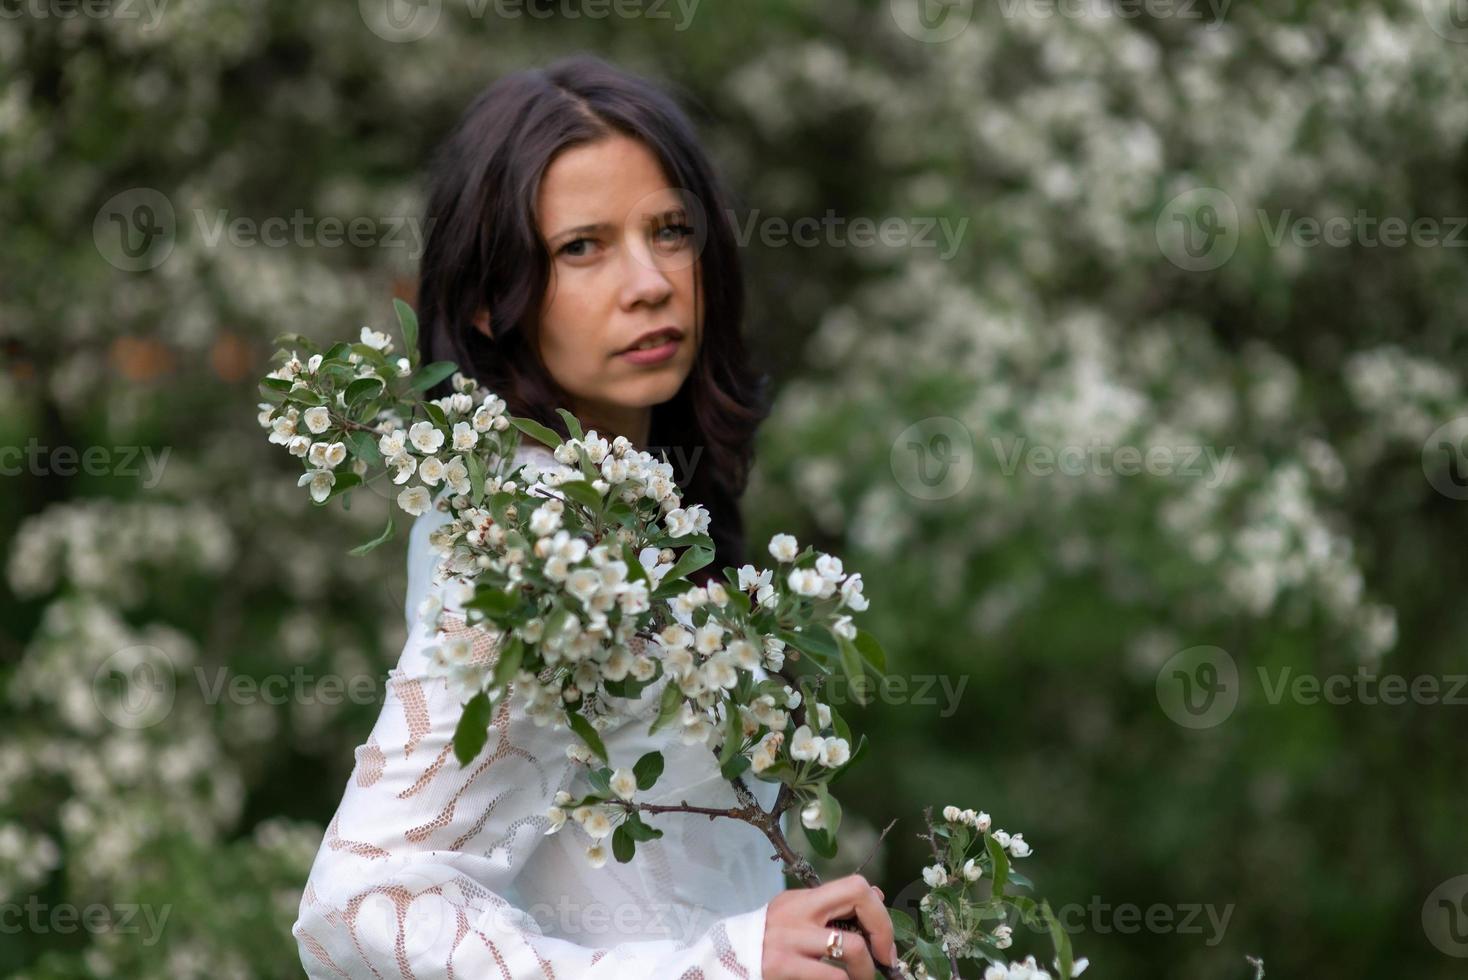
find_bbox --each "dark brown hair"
[416,53,769,579]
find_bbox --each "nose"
[619,236,675,311]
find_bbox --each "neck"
[571,400,651,450]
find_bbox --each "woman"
[293,54,896,979]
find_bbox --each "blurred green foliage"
[2,1,1466,977]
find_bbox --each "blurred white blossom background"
[3,1,1465,977]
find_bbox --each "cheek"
[540,317,613,401]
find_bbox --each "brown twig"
[853,818,899,878]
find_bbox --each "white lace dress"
[293,443,784,978]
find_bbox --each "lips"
[619,327,684,354]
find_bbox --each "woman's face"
[534,134,703,446]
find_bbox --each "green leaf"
[819,786,843,839]
[556,480,607,512]
[986,833,1011,898]
[452,691,494,765]
[1043,900,1075,979]
[543,607,574,646]
[467,451,486,505]
[622,543,650,585]
[259,377,293,394]
[575,442,599,481]
[662,544,715,586]
[318,472,362,505]
[612,823,636,863]
[633,751,665,790]
[853,628,887,673]
[717,706,745,777]
[786,625,840,662]
[348,431,384,468]
[511,416,564,449]
[271,333,318,352]
[587,767,613,797]
[914,937,952,980]
[567,712,608,762]
[802,823,837,859]
[410,360,458,392]
[721,755,751,780]
[623,813,663,842]
[393,299,419,359]
[837,635,871,705]
[603,668,658,700]
[466,587,517,618]
[489,635,524,694]
[348,514,395,557]
[556,408,584,440]
[488,490,515,528]
[345,376,385,407]
[649,680,684,735]
[888,907,917,943]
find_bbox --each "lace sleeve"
[292,504,770,979]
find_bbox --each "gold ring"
[825,928,844,960]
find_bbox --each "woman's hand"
[761,874,897,980]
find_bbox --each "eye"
[558,237,596,258]
[652,220,695,252]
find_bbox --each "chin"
[620,363,694,406]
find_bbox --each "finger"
[814,877,896,966]
[768,953,851,980]
[799,927,874,980]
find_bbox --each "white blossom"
[297,469,334,503]
[397,486,431,516]
[768,533,799,562]
[409,420,445,454]
[303,406,331,434]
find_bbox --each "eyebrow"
[548,208,689,245]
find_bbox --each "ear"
[472,308,492,339]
